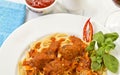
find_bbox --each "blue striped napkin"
[0,1,26,47]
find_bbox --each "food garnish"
[83,18,93,42]
[84,19,119,73]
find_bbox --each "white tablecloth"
[0,0,120,54]
[5,0,120,44]
[8,0,119,25]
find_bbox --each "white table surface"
[3,0,120,45]
[8,0,119,25]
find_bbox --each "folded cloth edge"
[0,1,26,11]
[0,1,26,47]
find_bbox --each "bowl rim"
[25,0,57,11]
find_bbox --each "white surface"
[0,13,120,75]
[8,0,120,25]
[106,10,120,29]
[105,10,120,44]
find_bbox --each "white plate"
[0,13,119,75]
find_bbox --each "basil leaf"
[104,32,119,41]
[87,31,119,73]
[103,53,119,73]
[86,41,95,51]
[105,38,113,44]
[105,43,116,53]
[91,61,101,71]
[93,31,104,47]
[96,47,105,56]
[91,56,97,62]
[96,57,102,64]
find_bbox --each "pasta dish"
[18,33,105,75]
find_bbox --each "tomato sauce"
[23,36,98,75]
[26,0,55,8]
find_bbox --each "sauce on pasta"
[19,33,101,75]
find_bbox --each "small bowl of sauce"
[113,0,120,7]
[25,0,56,14]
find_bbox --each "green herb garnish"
[103,53,119,73]
[86,31,119,73]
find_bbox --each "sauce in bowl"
[113,0,120,7]
[26,0,55,8]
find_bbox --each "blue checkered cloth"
[0,1,26,47]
